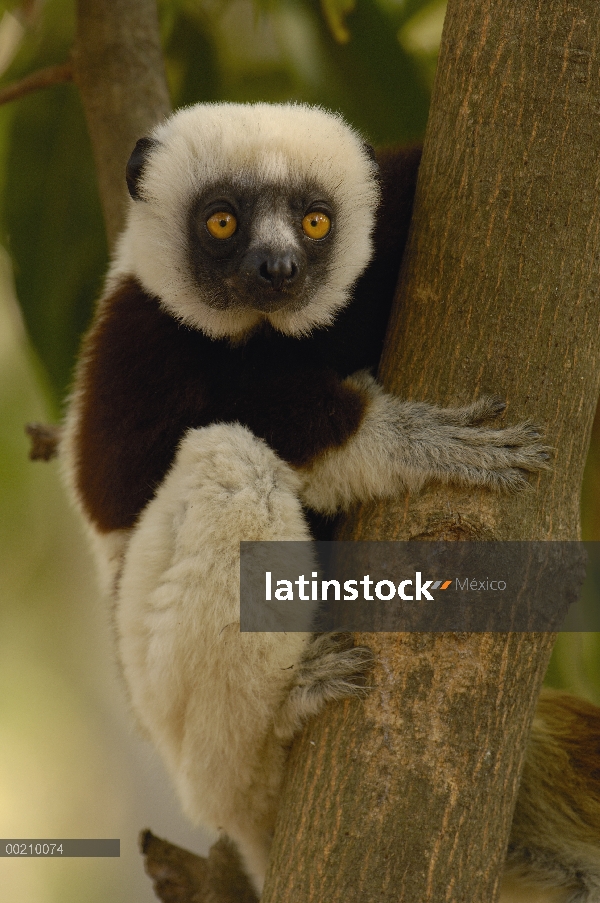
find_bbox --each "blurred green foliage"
[0,0,443,402]
[0,0,105,406]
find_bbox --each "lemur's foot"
[274,634,374,741]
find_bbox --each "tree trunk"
[73,0,171,245]
[262,2,600,901]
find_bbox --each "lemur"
[61,102,599,901]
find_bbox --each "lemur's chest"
[192,338,366,467]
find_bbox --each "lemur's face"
[119,103,379,339]
[187,179,335,316]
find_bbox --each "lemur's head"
[117,102,379,339]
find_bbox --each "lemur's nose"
[241,247,306,300]
[258,253,300,290]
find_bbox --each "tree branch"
[73,0,171,245]
[0,61,73,106]
[25,422,61,460]
[141,831,258,903]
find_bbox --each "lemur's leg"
[300,371,550,515]
[114,423,371,893]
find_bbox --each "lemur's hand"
[392,393,550,493]
[300,372,550,514]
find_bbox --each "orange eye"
[206,211,237,239]
[302,211,331,240]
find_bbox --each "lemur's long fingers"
[444,395,507,426]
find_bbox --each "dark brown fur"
[72,146,422,534]
[505,690,600,900]
[533,690,600,804]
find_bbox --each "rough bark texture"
[73,0,171,245]
[262,2,600,902]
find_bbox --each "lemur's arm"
[299,371,549,515]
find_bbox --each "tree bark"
[262,2,600,901]
[73,0,171,246]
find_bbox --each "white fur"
[251,202,300,254]
[112,418,372,890]
[111,102,379,339]
[115,424,315,891]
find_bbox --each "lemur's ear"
[126,137,160,200]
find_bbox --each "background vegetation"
[0,0,598,899]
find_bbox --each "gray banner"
[0,839,120,857]
[240,541,593,632]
